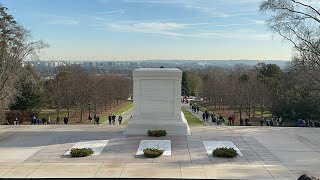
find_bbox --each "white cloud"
[134,22,186,30]
[47,19,79,25]
[97,9,126,15]
[254,20,266,25]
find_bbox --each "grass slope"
[181,107,205,126]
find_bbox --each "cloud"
[48,19,79,25]
[97,9,126,15]
[120,0,259,18]
[254,20,266,25]
[93,20,272,41]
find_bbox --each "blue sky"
[0,0,292,61]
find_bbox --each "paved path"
[0,125,319,179]
[102,108,132,125]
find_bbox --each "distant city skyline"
[1,0,292,61]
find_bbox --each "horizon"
[24,59,291,62]
[1,0,293,61]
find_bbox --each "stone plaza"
[0,125,319,179]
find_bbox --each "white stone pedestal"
[125,68,190,135]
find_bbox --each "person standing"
[14,117,19,125]
[228,115,232,126]
[108,114,112,125]
[112,114,116,125]
[94,114,97,125]
[88,114,92,125]
[205,111,209,122]
[96,116,100,125]
[64,116,68,124]
[118,114,123,125]
[31,115,36,125]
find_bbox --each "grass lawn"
[181,107,205,126]
[113,103,133,115]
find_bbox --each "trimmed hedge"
[143,148,164,158]
[70,148,94,157]
[147,130,167,137]
[212,147,238,158]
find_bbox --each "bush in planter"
[147,130,167,137]
[143,148,164,158]
[212,147,238,158]
[70,148,94,157]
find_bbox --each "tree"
[9,65,42,111]
[260,0,320,86]
[0,5,46,101]
[181,72,191,96]
[186,71,202,96]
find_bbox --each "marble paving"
[136,140,171,155]
[0,125,319,179]
[64,140,109,156]
[203,141,244,156]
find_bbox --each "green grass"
[38,109,72,119]
[254,110,272,117]
[113,103,133,116]
[181,107,205,126]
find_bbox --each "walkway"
[0,125,319,179]
[101,108,133,125]
[181,103,225,126]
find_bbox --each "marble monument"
[125,68,190,135]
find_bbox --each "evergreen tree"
[181,72,191,96]
[10,65,42,111]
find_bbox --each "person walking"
[211,113,216,125]
[118,114,123,125]
[108,114,112,125]
[202,112,205,121]
[228,115,232,126]
[196,106,200,114]
[112,114,116,125]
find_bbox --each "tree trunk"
[80,107,83,124]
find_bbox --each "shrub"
[147,130,167,137]
[5,111,38,125]
[143,148,164,158]
[70,148,94,157]
[212,147,238,158]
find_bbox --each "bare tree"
[0,5,46,102]
[260,0,320,85]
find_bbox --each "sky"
[0,0,293,61]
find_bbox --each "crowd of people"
[10,113,124,125]
[296,119,320,127]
